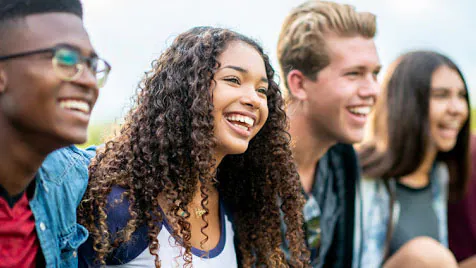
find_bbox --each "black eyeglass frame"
[0,44,111,87]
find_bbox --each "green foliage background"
[77,123,115,149]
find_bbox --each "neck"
[191,180,219,206]
[287,105,336,192]
[0,117,58,196]
[189,156,221,208]
[399,145,438,188]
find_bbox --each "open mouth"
[225,113,255,132]
[438,122,461,138]
[348,106,372,117]
[59,99,91,115]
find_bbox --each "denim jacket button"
[72,251,77,258]
[39,222,46,231]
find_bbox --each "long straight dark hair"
[358,50,471,262]
[360,50,470,201]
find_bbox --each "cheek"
[10,64,59,98]
[262,107,269,125]
[461,103,469,121]
[428,104,443,141]
[256,105,269,132]
[211,95,224,116]
[315,83,355,110]
[429,101,444,123]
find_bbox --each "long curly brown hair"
[78,26,309,267]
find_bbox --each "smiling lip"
[439,128,458,139]
[346,105,372,125]
[224,111,258,138]
[438,122,461,139]
[225,118,252,137]
[225,111,257,122]
[58,98,93,123]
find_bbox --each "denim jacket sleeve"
[353,162,449,268]
[29,145,96,268]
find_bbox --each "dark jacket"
[282,143,358,268]
[317,144,358,267]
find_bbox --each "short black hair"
[0,0,83,22]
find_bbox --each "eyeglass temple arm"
[0,48,54,62]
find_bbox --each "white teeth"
[59,100,90,114]
[233,124,249,131]
[441,122,460,129]
[349,106,371,116]
[225,114,255,128]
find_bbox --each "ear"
[286,69,308,101]
[0,67,7,93]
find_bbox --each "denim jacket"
[352,162,449,268]
[30,146,95,267]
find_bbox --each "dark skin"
[0,13,99,196]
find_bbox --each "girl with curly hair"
[78,26,310,267]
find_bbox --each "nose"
[68,66,99,109]
[240,87,261,109]
[75,65,99,92]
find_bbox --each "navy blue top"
[79,186,230,266]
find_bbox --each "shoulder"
[34,146,99,206]
[79,186,151,266]
[39,145,98,184]
[326,143,360,184]
[360,176,390,197]
[105,186,135,233]
[433,161,449,185]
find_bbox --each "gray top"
[389,181,439,256]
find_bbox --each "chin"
[57,129,89,146]
[229,147,249,155]
[437,142,457,153]
[340,132,364,145]
[223,143,249,155]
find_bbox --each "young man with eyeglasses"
[277,1,381,267]
[0,0,110,266]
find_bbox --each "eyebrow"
[346,65,382,72]
[431,87,466,91]
[221,65,268,83]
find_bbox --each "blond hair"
[277,0,377,92]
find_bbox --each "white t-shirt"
[106,204,237,268]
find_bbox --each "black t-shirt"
[0,184,24,208]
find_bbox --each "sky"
[81,0,476,124]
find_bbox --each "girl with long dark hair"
[356,51,470,268]
[78,26,309,267]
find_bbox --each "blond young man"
[277,1,381,267]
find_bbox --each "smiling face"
[302,35,381,144]
[0,13,99,146]
[429,65,468,152]
[211,41,269,161]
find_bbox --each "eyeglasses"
[0,44,111,88]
